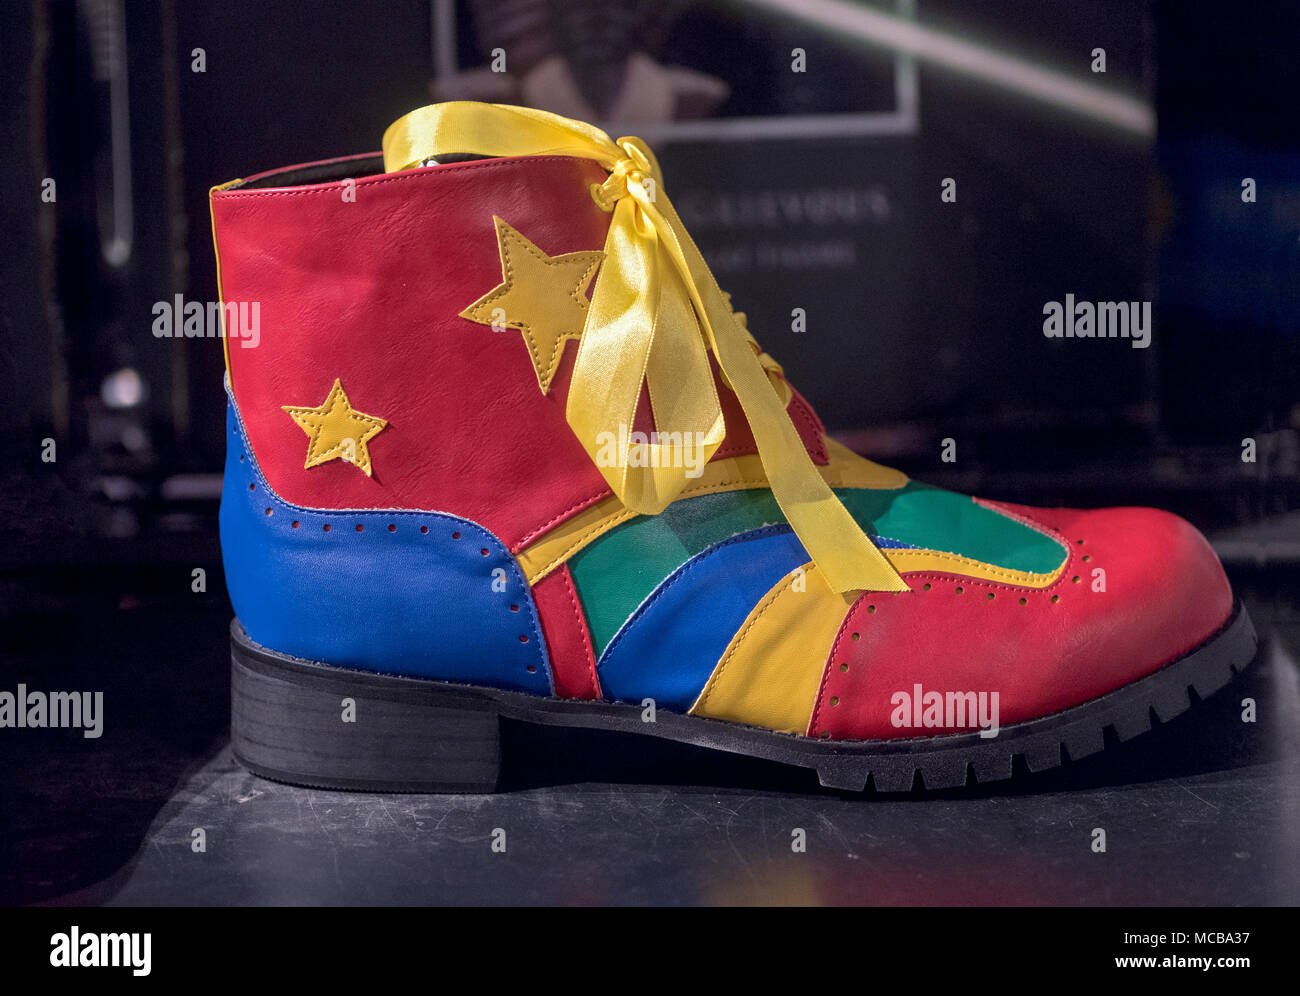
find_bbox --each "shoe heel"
[230,623,501,793]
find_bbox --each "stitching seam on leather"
[599,524,793,667]
[890,549,1062,585]
[809,597,864,736]
[558,566,601,698]
[694,564,798,712]
[212,156,598,199]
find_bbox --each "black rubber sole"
[230,602,1258,793]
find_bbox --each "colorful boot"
[213,102,1256,792]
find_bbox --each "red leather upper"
[212,154,825,551]
[531,564,601,699]
[809,502,1235,740]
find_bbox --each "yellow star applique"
[460,216,604,393]
[282,378,388,478]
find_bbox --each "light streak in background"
[746,0,1156,136]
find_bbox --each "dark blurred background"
[3,0,1299,562]
[1,0,1298,905]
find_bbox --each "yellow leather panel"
[885,549,1064,588]
[690,562,854,733]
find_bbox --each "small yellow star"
[282,379,387,478]
[461,216,604,393]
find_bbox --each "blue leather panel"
[221,399,552,694]
[596,525,809,710]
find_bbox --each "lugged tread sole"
[230,602,1258,794]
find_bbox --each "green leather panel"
[839,483,1067,575]
[571,490,783,655]
[571,482,1067,656]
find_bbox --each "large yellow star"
[282,378,388,478]
[460,216,604,393]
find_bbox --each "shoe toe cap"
[814,502,1234,740]
[1004,502,1233,668]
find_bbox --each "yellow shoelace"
[383,102,906,594]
